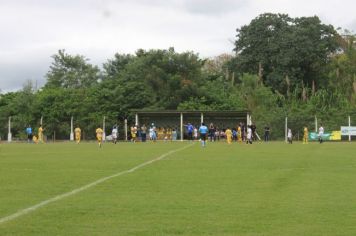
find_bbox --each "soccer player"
[96,127,104,147]
[303,126,309,144]
[246,125,252,144]
[193,127,198,141]
[167,127,172,141]
[112,125,118,144]
[141,124,147,142]
[150,123,157,142]
[318,124,324,144]
[225,127,233,144]
[208,123,215,142]
[26,125,32,143]
[184,123,194,141]
[251,123,257,141]
[232,129,237,142]
[74,126,81,144]
[131,126,137,142]
[38,125,44,143]
[264,126,270,142]
[198,123,208,147]
[172,128,177,141]
[32,134,38,144]
[287,128,293,144]
[237,124,242,142]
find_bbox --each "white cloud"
[0,0,355,91]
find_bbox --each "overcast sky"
[1,0,355,92]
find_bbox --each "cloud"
[0,0,355,92]
[183,0,249,16]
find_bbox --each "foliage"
[45,49,100,89]
[0,14,355,140]
[233,13,339,95]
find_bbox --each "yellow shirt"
[75,127,81,134]
[131,127,137,138]
[38,127,43,134]
[225,129,232,139]
[304,127,308,136]
[96,128,103,137]
[75,127,81,142]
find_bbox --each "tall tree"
[45,49,100,89]
[233,13,339,95]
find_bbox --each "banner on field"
[309,131,341,141]
[340,126,356,136]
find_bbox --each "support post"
[103,116,106,142]
[124,119,128,141]
[135,113,139,126]
[180,113,183,141]
[246,113,249,126]
[70,116,74,141]
[349,115,351,142]
[315,115,317,132]
[285,116,288,143]
[40,116,43,126]
[200,113,204,124]
[7,116,12,142]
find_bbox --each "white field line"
[0,143,194,225]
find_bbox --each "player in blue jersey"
[26,125,33,143]
[199,123,208,147]
[184,123,194,141]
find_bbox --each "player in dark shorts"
[184,123,194,141]
[199,123,208,147]
[26,125,33,143]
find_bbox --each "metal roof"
[131,110,249,117]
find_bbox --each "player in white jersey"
[246,126,252,144]
[318,124,324,144]
[112,125,118,144]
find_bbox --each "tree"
[327,31,356,104]
[233,13,339,96]
[45,49,100,89]
[102,48,205,110]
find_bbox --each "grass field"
[1,141,356,235]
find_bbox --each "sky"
[1,0,355,92]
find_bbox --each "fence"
[2,112,356,142]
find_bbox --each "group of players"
[24,122,324,147]
[287,125,324,144]
[184,122,257,145]
[25,125,45,144]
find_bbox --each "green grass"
[1,141,356,235]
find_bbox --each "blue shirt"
[26,127,32,135]
[199,125,208,134]
[187,124,194,133]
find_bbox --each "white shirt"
[319,126,324,136]
[247,127,252,139]
[287,129,292,138]
[112,128,118,138]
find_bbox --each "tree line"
[1,13,355,140]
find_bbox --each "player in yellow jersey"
[237,125,242,142]
[32,134,38,144]
[303,126,309,144]
[225,128,233,144]
[74,127,81,144]
[96,127,104,147]
[38,125,44,143]
[131,126,137,142]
